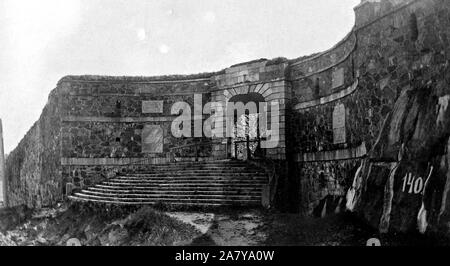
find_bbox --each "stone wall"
[288,0,450,216]
[345,0,450,235]
[211,59,291,161]
[4,0,450,232]
[287,0,450,236]
[289,33,356,104]
[296,159,361,215]
[347,3,450,231]
[4,89,63,208]
[58,75,218,190]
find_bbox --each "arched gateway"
[228,93,266,160]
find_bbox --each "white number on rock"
[402,173,424,195]
[414,177,424,194]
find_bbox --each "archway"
[228,92,266,160]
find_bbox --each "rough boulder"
[347,72,450,236]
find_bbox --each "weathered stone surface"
[351,162,394,229]
[3,0,450,234]
[436,139,450,234]
[332,103,346,144]
[107,226,128,246]
[6,75,216,207]
[142,125,164,153]
[349,81,450,234]
[331,68,345,89]
[369,86,412,161]
[4,89,63,208]
[291,0,450,226]
[0,119,5,204]
[142,101,164,114]
[297,159,360,215]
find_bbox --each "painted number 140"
[402,173,424,195]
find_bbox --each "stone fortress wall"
[5,89,62,208]
[289,0,444,214]
[58,75,219,198]
[4,0,450,234]
[288,0,450,234]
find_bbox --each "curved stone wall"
[289,0,450,234]
[289,0,441,155]
[290,33,357,104]
[4,0,450,232]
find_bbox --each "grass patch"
[124,206,200,246]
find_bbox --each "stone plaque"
[332,68,345,89]
[142,125,164,153]
[333,103,346,144]
[142,101,164,114]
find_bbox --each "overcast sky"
[0,0,360,153]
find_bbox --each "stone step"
[70,160,267,208]
[138,160,245,166]
[122,170,265,176]
[114,178,267,184]
[113,175,267,180]
[80,190,261,200]
[95,184,263,191]
[88,187,263,195]
[119,175,266,180]
[129,167,260,173]
[105,180,267,186]
[100,184,264,190]
[72,193,261,204]
[114,175,267,181]
[68,196,259,207]
[131,162,250,167]
[105,183,266,188]
[101,182,265,187]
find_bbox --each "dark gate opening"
[228,92,266,161]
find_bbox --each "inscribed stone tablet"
[142,101,164,114]
[333,127,346,144]
[142,125,164,153]
[333,103,346,144]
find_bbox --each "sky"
[0,0,360,154]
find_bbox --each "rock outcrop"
[347,70,450,235]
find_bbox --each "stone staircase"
[68,160,268,207]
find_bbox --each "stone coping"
[62,115,207,123]
[291,39,356,80]
[210,78,288,92]
[295,142,367,162]
[355,0,420,30]
[290,30,356,67]
[289,0,421,79]
[66,91,212,97]
[229,58,269,68]
[294,79,359,110]
[58,74,215,85]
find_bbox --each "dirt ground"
[167,209,449,246]
[0,204,448,246]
